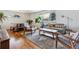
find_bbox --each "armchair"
[58,32,79,49]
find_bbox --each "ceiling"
[12,10,42,13]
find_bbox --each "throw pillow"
[70,32,79,40]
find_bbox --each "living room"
[0,10,79,49]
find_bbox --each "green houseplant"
[35,17,41,23]
[35,16,42,28]
[0,12,6,22]
[0,12,7,29]
[26,20,33,27]
[27,20,33,25]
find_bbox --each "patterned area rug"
[25,30,64,49]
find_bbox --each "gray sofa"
[41,23,66,34]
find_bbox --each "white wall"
[0,10,29,29]
[56,10,79,31]
[2,10,79,31]
[30,10,53,19]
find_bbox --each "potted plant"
[26,19,33,27]
[35,16,42,28]
[0,12,7,22]
[35,17,41,23]
[0,12,7,29]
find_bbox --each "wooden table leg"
[55,34,58,49]
[52,33,57,48]
[55,38,58,48]
[39,30,41,35]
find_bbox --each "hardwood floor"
[7,30,40,49]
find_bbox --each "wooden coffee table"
[39,28,60,48]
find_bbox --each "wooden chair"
[58,33,79,49]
